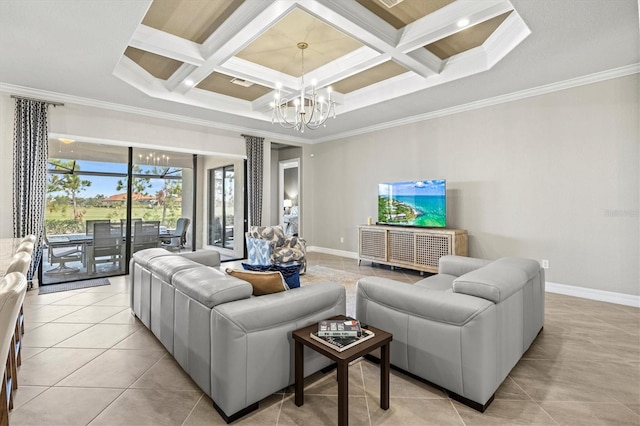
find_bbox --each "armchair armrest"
[356,276,493,326]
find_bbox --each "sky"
[48,160,181,198]
[378,180,446,197]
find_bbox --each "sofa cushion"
[357,277,493,326]
[226,268,287,296]
[173,266,252,308]
[241,263,302,289]
[415,273,457,291]
[452,259,532,303]
[178,250,221,267]
[132,248,173,268]
[148,255,200,283]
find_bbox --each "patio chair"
[87,222,125,275]
[85,219,110,236]
[43,234,83,275]
[161,218,190,250]
[133,221,160,253]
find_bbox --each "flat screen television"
[378,179,446,228]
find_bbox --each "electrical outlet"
[541,259,549,269]
[340,237,344,244]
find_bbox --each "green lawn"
[46,205,182,234]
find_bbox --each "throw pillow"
[241,263,302,289]
[225,268,287,296]
[245,237,273,265]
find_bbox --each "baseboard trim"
[307,246,359,259]
[546,281,640,308]
[307,246,639,308]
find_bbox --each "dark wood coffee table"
[292,316,392,426]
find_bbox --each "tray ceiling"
[116,0,531,124]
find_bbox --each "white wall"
[0,93,15,237]
[305,75,639,296]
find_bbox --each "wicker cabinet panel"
[359,228,387,261]
[415,233,450,268]
[358,225,467,273]
[388,231,414,264]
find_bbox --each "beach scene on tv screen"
[378,180,446,227]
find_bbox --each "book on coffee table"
[310,329,375,352]
[317,319,362,337]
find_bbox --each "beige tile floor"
[9,252,640,425]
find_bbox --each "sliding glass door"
[208,165,235,249]
[43,141,194,285]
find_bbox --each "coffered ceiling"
[116,0,531,123]
[0,0,638,143]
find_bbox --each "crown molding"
[0,82,308,144]
[309,64,640,143]
[3,64,637,146]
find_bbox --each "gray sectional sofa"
[356,255,545,411]
[129,248,346,423]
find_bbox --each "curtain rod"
[11,95,64,107]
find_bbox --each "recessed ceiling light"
[184,79,194,87]
[58,138,75,144]
[457,18,470,28]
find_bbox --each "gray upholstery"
[172,267,252,308]
[356,255,545,409]
[130,248,346,420]
[132,248,172,267]
[147,255,196,283]
[178,250,221,267]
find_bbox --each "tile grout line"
[181,392,206,426]
[359,362,373,426]
[274,390,286,425]
[508,374,560,425]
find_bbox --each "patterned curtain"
[13,98,49,281]
[243,134,264,228]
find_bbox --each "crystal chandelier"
[271,42,337,133]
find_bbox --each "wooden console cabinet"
[358,225,468,274]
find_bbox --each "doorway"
[279,158,300,236]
